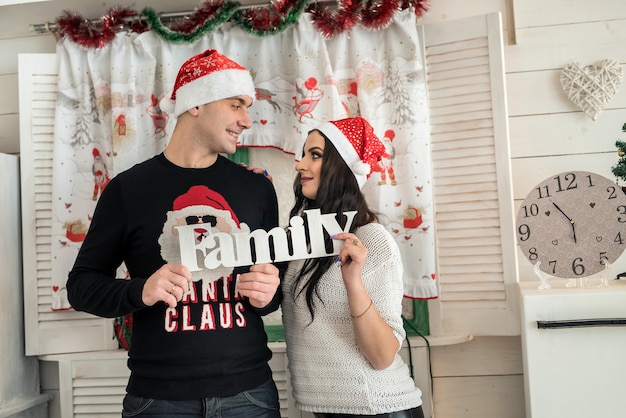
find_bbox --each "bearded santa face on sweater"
[159,185,250,282]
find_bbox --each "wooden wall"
[508,0,626,279]
[4,0,626,417]
[432,1,626,416]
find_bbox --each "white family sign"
[174,209,356,271]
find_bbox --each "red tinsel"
[53,0,430,47]
[308,0,362,38]
[239,0,299,32]
[403,0,430,17]
[56,7,139,48]
[308,0,429,37]
[167,0,227,34]
[360,0,401,29]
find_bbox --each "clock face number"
[618,206,626,223]
[522,248,605,277]
[533,172,592,199]
[516,171,626,278]
[518,223,531,242]
[535,172,581,198]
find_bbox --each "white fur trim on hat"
[351,160,371,176]
[316,121,368,189]
[160,68,255,118]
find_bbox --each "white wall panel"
[506,68,626,117]
[506,19,626,73]
[0,73,18,114]
[508,110,625,158]
[514,0,626,29]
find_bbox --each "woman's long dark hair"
[290,131,378,321]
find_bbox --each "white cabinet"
[0,153,51,417]
[40,345,298,418]
[40,338,435,418]
[519,280,626,418]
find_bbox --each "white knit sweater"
[281,223,423,414]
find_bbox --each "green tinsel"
[141,2,240,44]
[56,1,428,46]
[230,0,309,37]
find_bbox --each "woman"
[281,117,425,418]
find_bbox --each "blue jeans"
[121,379,280,417]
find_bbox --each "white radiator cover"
[519,279,626,418]
[0,153,50,417]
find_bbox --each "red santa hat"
[315,117,386,189]
[160,49,256,118]
[173,185,240,227]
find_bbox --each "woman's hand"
[332,232,398,369]
[240,163,273,182]
[332,232,367,286]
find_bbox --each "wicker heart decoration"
[559,59,623,121]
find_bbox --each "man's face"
[197,96,253,155]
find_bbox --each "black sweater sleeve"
[67,177,146,317]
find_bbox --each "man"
[67,49,282,417]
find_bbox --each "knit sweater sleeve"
[358,223,406,346]
[67,176,146,317]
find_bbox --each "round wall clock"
[516,171,626,278]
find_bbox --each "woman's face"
[295,131,325,200]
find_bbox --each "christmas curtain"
[50,8,437,311]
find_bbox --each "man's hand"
[142,264,192,308]
[237,263,280,308]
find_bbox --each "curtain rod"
[30,1,338,34]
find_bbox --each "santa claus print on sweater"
[159,185,250,283]
[158,185,251,333]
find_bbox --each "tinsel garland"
[401,0,429,18]
[308,0,362,38]
[55,0,429,47]
[114,314,132,350]
[56,7,140,48]
[230,0,309,37]
[361,0,401,29]
[143,1,239,44]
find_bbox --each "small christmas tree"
[612,123,626,279]
[610,123,626,184]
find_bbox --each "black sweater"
[67,153,281,400]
